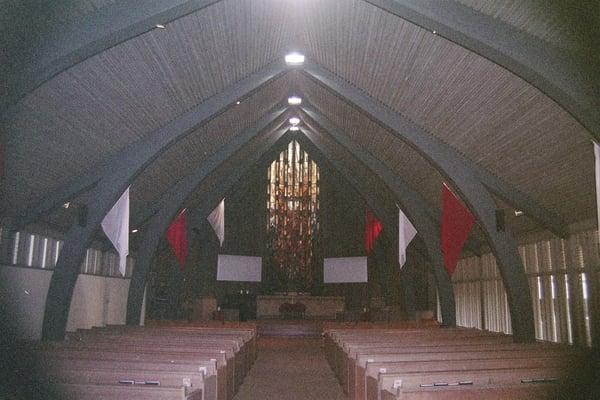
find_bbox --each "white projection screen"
[323,257,368,283]
[217,255,262,282]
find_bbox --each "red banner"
[166,210,188,269]
[364,208,383,255]
[441,185,474,276]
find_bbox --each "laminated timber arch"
[127,130,425,324]
[294,133,439,322]
[39,63,287,340]
[125,122,462,326]
[299,89,539,341]
[4,0,598,144]
[125,108,288,325]
[297,117,456,326]
[1,1,591,344]
[29,57,563,341]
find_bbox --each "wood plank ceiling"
[3,0,595,240]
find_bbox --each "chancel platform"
[256,294,344,319]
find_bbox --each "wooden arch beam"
[293,133,424,319]
[298,114,456,326]
[39,63,287,340]
[365,0,600,142]
[299,73,536,340]
[4,0,596,146]
[126,114,289,325]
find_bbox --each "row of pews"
[33,322,257,400]
[324,325,581,400]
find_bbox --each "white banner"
[208,199,225,246]
[101,187,129,276]
[398,206,417,268]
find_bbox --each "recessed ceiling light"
[62,202,70,209]
[289,117,300,125]
[131,229,138,233]
[514,210,524,217]
[236,101,241,105]
[289,126,300,131]
[285,52,305,66]
[288,96,302,105]
[155,24,166,29]
[432,30,437,35]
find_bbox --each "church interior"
[1,1,599,399]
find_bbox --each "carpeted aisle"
[234,337,348,400]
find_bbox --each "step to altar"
[256,320,322,337]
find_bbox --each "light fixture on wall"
[155,24,166,29]
[62,202,70,209]
[289,117,300,125]
[514,210,524,216]
[131,229,138,233]
[285,52,305,66]
[289,126,300,131]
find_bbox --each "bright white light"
[289,117,300,125]
[236,101,241,105]
[63,202,70,209]
[131,229,138,233]
[288,96,302,105]
[155,24,166,29]
[289,126,300,131]
[285,52,305,65]
[514,210,524,216]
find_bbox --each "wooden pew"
[349,343,575,400]
[54,382,203,400]
[36,324,257,400]
[377,368,561,400]
[327,330,513,393]
[43,358,217,400]
[72,327,256,379]
[323,326,577,400]
[56,336,241,394]
[38,346,228,400]
[364,358,567,400]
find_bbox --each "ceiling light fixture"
[289,117,300,125]
[62,202,70,209]
[236,101,241,105]
[285,52,305,66]
[288,96,302,105]
[131,229,138,233]
[514,210,524,217]
[289,126,300,131]
[155,24,166,29]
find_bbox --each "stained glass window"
[266,140,319,291]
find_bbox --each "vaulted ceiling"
[2,0,598,245]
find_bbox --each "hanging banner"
[101,187,129,276]
[441,184,474,276]
[208,199,225,246]
[364,208,383,255]
[398,206,417,268]
[167,210,188,269]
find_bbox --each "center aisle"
[234,337,348,400]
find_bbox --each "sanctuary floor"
[233,337,348,400]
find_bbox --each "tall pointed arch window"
[266,140,319,291]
